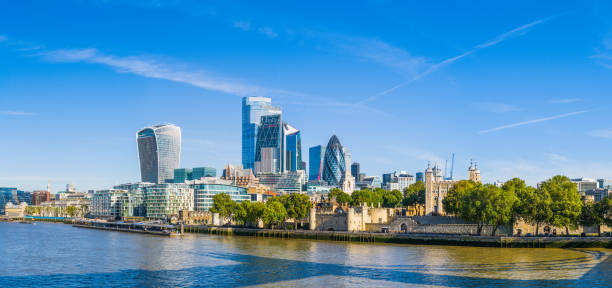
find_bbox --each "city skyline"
[3,1,612,190]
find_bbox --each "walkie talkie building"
[137,124,181,184]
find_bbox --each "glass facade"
[0,187,18,214]
[192,167,216,179]
[284,126,302,172]
[254,114,283,173]
[242,97,281,171]
[322,135,346,187]
[308,145,325,181]
[145,184,194,219]
[193,184,249,211]
[137,124,181,184]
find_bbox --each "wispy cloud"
[588,129,612,139]
[473,102,521,113]
[337,37,430,78]
[232,20,278,38]
[548,98,582,104]
[479,110,588,134]
[368,16,555,102]
[37,48,297,97]
[0,35,7,42]
[0,111,36,116]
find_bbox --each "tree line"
[210,193,311,229]
[443,176,612,236]
[328,181,426,208]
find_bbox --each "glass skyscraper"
[241,97,281,171]
[308,145,325,181]
[322,135,347,186]
[137,124,181,184]
[254,114,283,173]
[284,123,302,172]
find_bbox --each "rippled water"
[0,222,610,287]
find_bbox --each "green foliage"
[262,200,287,229]
[284,193,311,229]
[503,178,552,234]
[234,200,250,225]
[580,202,604,229]
[328,188,351,205]
[540,175,583,234]
[402,181,425,206]
[247,202,266,224]
[210,193,237,220]
[383,189,403,208]
[351,188,382,207]
[443,180,477,215]
[66,206,78,217]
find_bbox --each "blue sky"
[2,0,612,191]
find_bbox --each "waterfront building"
[0,187,18,214]
[571,178,598,194]
[322,135,346,187]
[31,190,51,206]
[382,171,415,191]
[222,164,259,187]
[242,96,282,171]
[137,124,182,184]
[91,189,126,219]
[145,183,193,219]
[308,145,325,181]
[17,190,31,205]
[425,161,482,216]
[415,172,424,183]
[4,202,27,217]
[192,178,249,211]
[584,188,610,203]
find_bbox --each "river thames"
[0,222,610,287]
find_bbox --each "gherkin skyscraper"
[322,135,346,186]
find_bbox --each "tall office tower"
[351,163,360,181]
[322,135,347,187]
[284,123,302,172]
[308,145,325,181]
[242,97,281,171]
[254,114,283,173]
[137,124,181,184]
[416,172,424,183]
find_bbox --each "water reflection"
[0,223,610,287]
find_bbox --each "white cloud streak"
[368,16,555,101]
[38,48,297,98]
[588,129,612,139]
[479,110,588,134]
[548,98,582,104]
[0,111,36,116]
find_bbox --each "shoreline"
[184,226,612,248]
[6,218,612,248]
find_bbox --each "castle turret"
[468,160,481,183]
[425,162,434,215]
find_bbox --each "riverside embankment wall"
[184,226,612,248]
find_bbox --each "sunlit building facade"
[308,145,325,181]
[137,124,182,184]
[242,97,282,171]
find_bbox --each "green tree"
[351,189,382,207]
[580,202,604,235]
[284,193,311,230]
[65,206,78,217]
[443,180,478,216]
[502,178,551,234]
[598,196,612,229]
[329,188,351,205]
[383,189,403,208]
[541,175,583,235]
[246,201,266,226]
[234,200,250,226]
[210,193,237,224]
[402,181,426,206]
[262,200,287,229]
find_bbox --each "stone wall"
[315,214,347,231]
